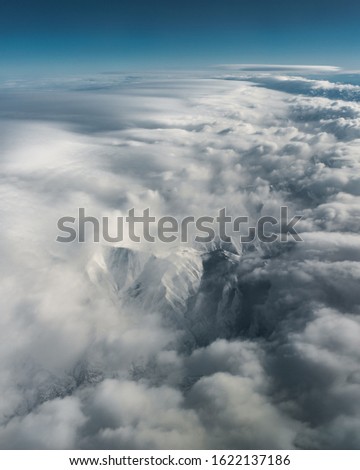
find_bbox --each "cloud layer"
[0,71,359,449]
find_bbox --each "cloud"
[215,64,341,73]
[0,397,86,449]
[80,379,206,450]
[0,71,360,448]
[220,74,360,102]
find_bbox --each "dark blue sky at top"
[0,0,359,76]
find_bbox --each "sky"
[1,0,360,451]
[1,0,360,77]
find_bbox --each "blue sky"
[1,0,360,76]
